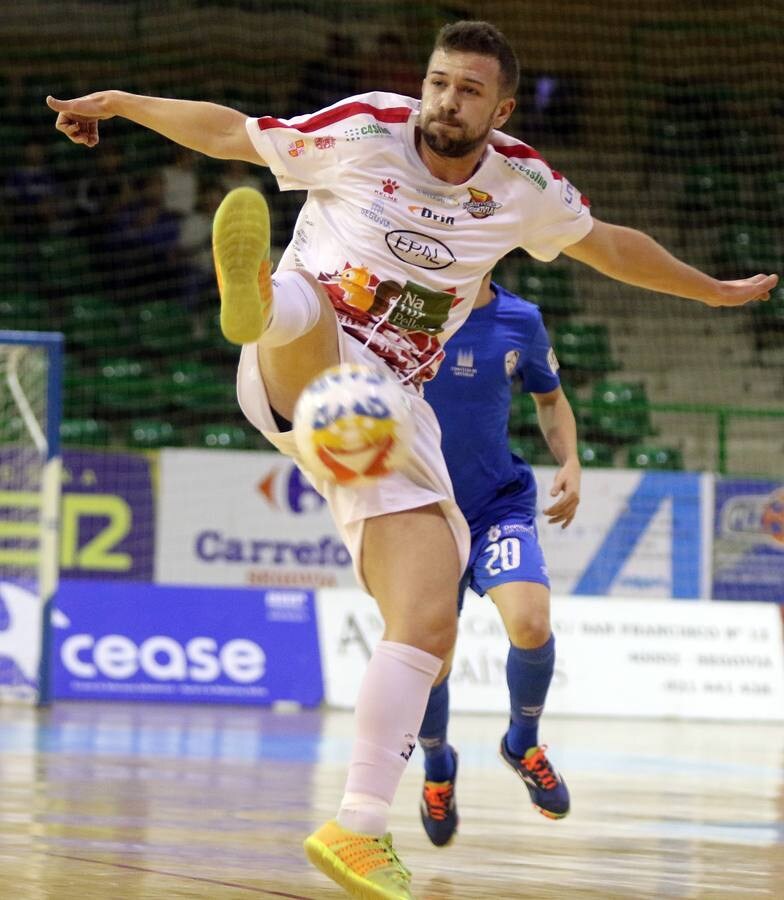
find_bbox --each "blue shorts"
[460,511,550,604]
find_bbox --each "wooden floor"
[0,703,782,899]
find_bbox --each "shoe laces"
[523,745,558,791]
[422,781,454,821]
[379,834,412,882]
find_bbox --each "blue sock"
[418,679,456,782]
[505,634,555,757]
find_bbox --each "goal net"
[0,331,63,703]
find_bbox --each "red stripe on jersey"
[256,102,413,133]
[493,142,590,207]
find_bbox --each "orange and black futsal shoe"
[419,753,459,846]
[499,738,570,819]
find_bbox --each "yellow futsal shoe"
[212,186,272,345]
[304,819,415,899]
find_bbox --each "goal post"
[0,331,64,705]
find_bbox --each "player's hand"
[47,93,117,147]
[705,273,778,307]
[543,458,581,529]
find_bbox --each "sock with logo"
[505,634,555,757]
[418,677,457,782]
[258,269,321,348]
[337,640,442,836]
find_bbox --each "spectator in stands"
[162,145,200,217]
[290,30,362,111]
[360,31,422,98]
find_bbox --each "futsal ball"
[293,363,414,486]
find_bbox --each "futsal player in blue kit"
[418,271,580,846]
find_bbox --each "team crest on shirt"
[450,347,476,378]
[287,139,306,158]
[504,350,520,376]
[463,187,502,219]
[487,524,502,542]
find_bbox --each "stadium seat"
[553,322,619,378]
[586,380,656,443]
[95,357,166,414]
[198,423,254,449]
[127,419,180,449]
[63,294,125,353]
[626,444,684,470]
[517,266,581,316]
[167,360,236,413]
[714,225,780,280]
[577,440,615,468]
[60,418,112,447]
[134,299,194,356]
[508,391,539,433]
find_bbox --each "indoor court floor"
[0,702,782,899]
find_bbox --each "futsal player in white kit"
[49,19,777,899]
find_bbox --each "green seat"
[60,418,112,447]
[627,444,683,471]
[198,423,253,449]
[517,266,580,316]
[64,294,125,351]
[127,419,180,449]
[38,236,96,295]
[715,225,780,279]
[587,380,655,443]
[508,391,539,432]
[577,440,614,468]
[508,435,540,461]
[167,361,236,413]
[95,357,166,414]
[554,323,618,376]
[135,300,195,355]
[680,165,740,217]
[0,291,49,331]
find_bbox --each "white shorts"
[236,328,470,590]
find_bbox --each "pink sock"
[337,640,442,836]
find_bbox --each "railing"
[647,402,784,475]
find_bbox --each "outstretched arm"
[47,90,263,164]
[533,387,581,529]
[563,218,777,307]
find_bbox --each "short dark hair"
[433,21,520,97]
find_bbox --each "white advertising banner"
[156,449,358,589]
[316,589,784,721]
[533,468,712,599]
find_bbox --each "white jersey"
[245,91,593,387]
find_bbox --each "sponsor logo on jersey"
[415,186,462,208]
[407,205,455,226]
[344,123,392,141]
[560,178,582,212]
[287,139,306,158]
[360,200,392,228]
[463,186,502,218]
[505,349,520,376]
[451,347,477,378]
[385,230,456,270]
[547,347,559,374]
[314,135,336,150]
[373,178,400,203]
[503,158,548,191]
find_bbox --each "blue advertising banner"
[52,581,323,705]
[713,479,784,602]
[61,451,154,581]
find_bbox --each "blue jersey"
[424,282,560,530]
